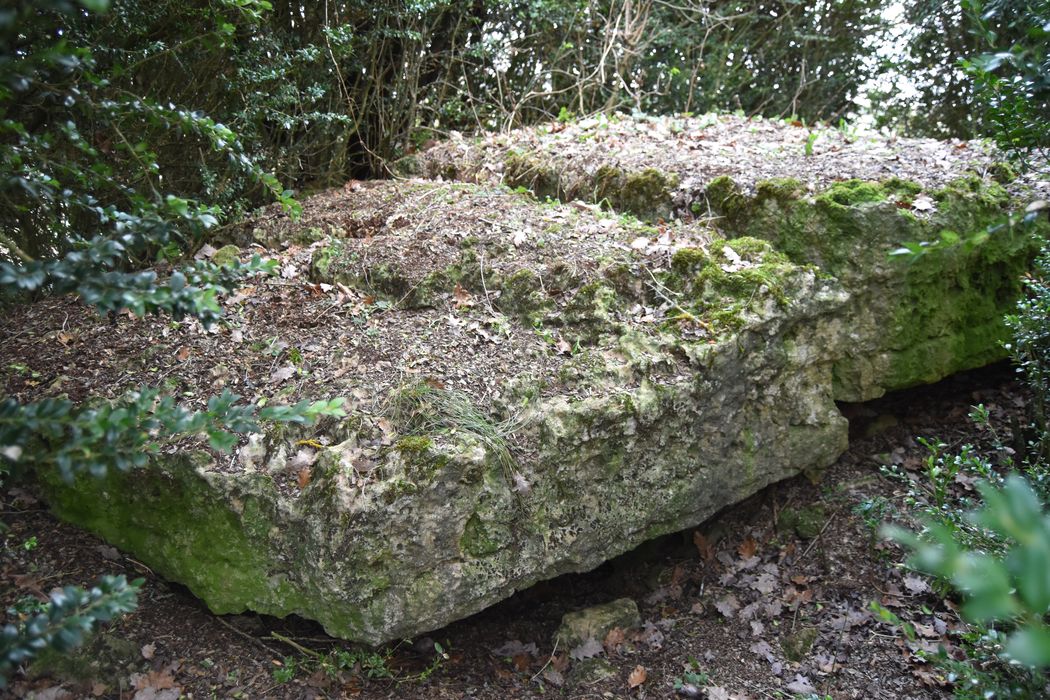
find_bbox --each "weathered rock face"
[13,114,1046,646]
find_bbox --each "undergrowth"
[872,240,1050,697]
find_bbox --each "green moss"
[459,512,502,557]
[504,151,562,202]
[722,236,783,261]
[755,178,804,203]
[671,247,710,276]
[498,268,549,320]
[881,177,923,198]
[384,478,419,503]
[620,168,678,219]
[562,281,620,329]
[694,255,791,307]
[397,436,433,453]
[782,627,819,662]
[705,176,748,224]
[593,164,624,205]
[310,242,342,280]
[778,505,827,539]
[30,632,139,685]
[211,244,241,267]
[590,166,677,221]
[816,179,886,207]
[38,453,279,614]
[988,161,1018,184]
[602,262,639,297]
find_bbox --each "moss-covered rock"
[26,168,1041,650]
[778,505,827,539]
[706,175,1043,400]
[782,627,819,662]
[554,598,640,647]
[498,268,550,320]
[211,244,241,267]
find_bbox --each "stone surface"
[20,116,1048,647]
[554,598,641,648]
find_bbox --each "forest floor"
[1,362,1031,700]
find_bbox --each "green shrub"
[0,576,141,688]
[886,476,1050,668]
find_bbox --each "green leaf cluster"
[887,476,1050,667]
[0,575,141,688]
[0,389,345,482]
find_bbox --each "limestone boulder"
[6,115,1044,646]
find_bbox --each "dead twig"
[529,635,560,683]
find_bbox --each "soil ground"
[1,362,1031,700]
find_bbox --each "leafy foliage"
[887,476,1050,668]
[0,575,141,688]
[962,0,1050,159]
[873,0,1049,143]
[878,246,1050,690]
[1008,244,1050,463]
[0,1,342,686]
[0,389,345,482]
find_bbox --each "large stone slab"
[5,116,1044,645]
[420,114,1047,400]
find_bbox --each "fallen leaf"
[707,687,731,700]
[297,467,312,489]
[270,365,296,384]
[569,638,604,661]
[738,536,758,559]
[512,653,531,671]
[131,670,177,691]
[785,674,816,695]
[511,472,531,494]
[693,530,715,561]
[714,595,740,618]
[141,643,156,660]
[492,640,539,657]
[627,665,647,688]
[604,627,625,650]
[902,574,930,595]
[635,622,665,649]
[751,572,777,594]
[749,640,776,663]
[195,243,218,259]
[542,668,564,686]
[176,346,190,362]
[912,194,936,212]
[452,283,475,309]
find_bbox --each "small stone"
[210,244,241,267]
[554,598,640,648]
[566,658,617,687]
[782,627,819,662]
[863,413,899,438]
[777,506,827,540]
